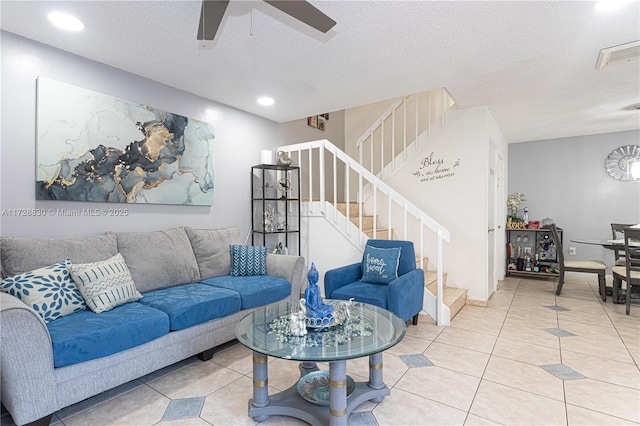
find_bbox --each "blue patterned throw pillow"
[230,245,268,276]
[69,253,142,313]
[361,245,401,284]
[0,259,86,323]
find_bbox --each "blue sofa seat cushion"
[138,283,241,331]
[201,275,291,309]
[330,282,389,309]
[47,302,170,368]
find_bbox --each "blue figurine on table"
[304,263,334,323]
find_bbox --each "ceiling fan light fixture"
[48,11,84,32]
[257,97,275,106]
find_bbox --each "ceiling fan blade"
[197,0,230,41]
[264,1,336,33]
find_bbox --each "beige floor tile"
[561,350,640,389]
[449,316,504,337]
[211,342,254,375]
[492,336,561,365]
[385,333,432,357]
[464,413,504,425]
[566,404,639,425]
[559,319,618,338]
[557,310,613,327]
[611,313,640,332]
[553,296,604,313]
[63,385,169,426]
[435,326,498,354]
[565,379,640,422]
[470,380,566,425]
[404,317,446,341]
[263,358,304,392]
[485,298,512,311]
[394,365,480,411]
[503,312,559,329]
[344,352,409,387]
[560,335,635,363]
[498,322,560,349]
[373,387,468,425]
[424,342,490,378]
[146,359,243,399]
[200,376,255,426]
[454,305,508,323]
[483,356,565,401]
[617,327,640,348]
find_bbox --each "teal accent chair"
[324,240,424,325]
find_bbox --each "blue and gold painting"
[36,77,214,205]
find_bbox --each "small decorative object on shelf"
[278,178,291,199]
[263,203,275,232]
[276,151,292,166]
[289,298,308,337]
[506,192,526,222]
[272,242,284,254]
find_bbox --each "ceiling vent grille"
[596,40,640,70]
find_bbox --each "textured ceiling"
[1,0,639,143]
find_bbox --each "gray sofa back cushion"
[111,227,200,293]
[0,234,118,277]
[184,226,241,279]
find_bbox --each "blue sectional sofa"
[0,226,305,426]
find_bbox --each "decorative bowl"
[296,371,355,405]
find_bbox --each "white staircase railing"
[277,139,451,325]
[356,88,456,177]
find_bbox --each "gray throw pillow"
[184,226,241,279]
[111,227,200,293]
[0,233,118,277]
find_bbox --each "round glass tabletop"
[235,300,406,362]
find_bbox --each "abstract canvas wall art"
[36,77,214,205]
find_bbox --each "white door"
[488,141,499,294]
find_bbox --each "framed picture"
[307,116,317,128]
[307,113,329,131]
[36,77,215,205]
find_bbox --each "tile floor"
[2,273,639,425]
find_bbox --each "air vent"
[596,40,640,70]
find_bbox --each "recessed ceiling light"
[48,12,84,32]
[257,97,275,106]
[595,0,633,12]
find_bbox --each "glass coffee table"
[235,300,406,426]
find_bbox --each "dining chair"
[611,223,635,266]
[612,227,640,315]
[550,224,607,300]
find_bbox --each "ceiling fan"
[197,0,336,41]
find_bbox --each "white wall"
[0,32,280,239]
[508,130,640,269]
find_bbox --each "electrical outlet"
[569,247,576,255]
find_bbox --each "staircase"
[278,88,460,325]
[335,200,466,321]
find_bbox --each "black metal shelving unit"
[251,164,301,255]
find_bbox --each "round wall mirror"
[605,145,640,182]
